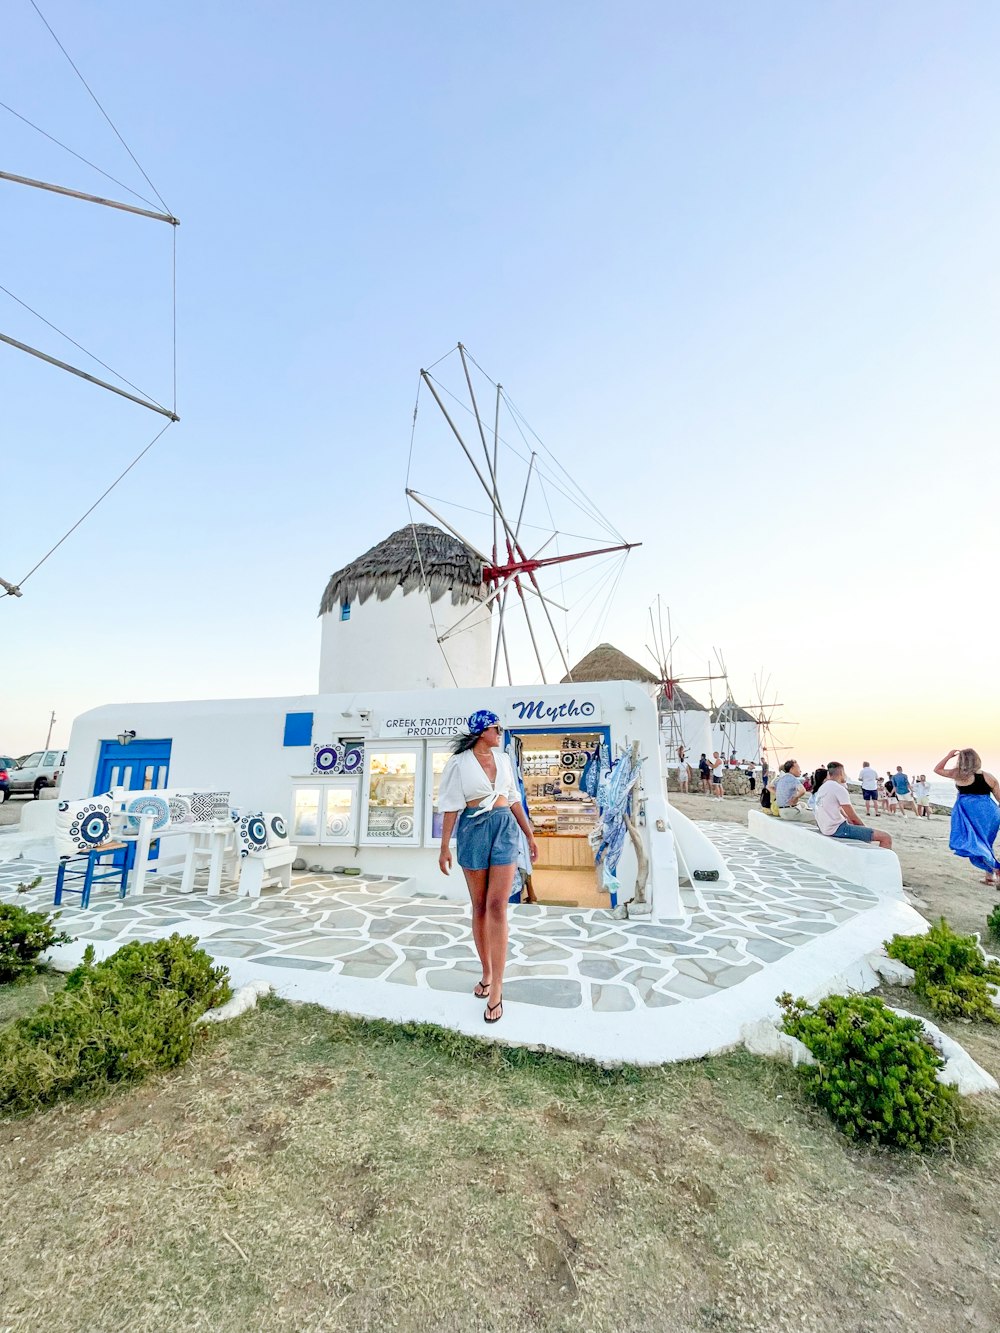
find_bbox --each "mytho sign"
[380,714,465,738]
[506,696,601,725]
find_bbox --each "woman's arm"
[933,749,960,779]
[985,772,1000,804]
[439,810,459,874]
[509,801,538,862]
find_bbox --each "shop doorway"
[512,726,609,908]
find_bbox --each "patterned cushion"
[157,790,232,825]
[232,811,269,859]
[263,812,289,849]
[124,793,171,832]
[55,793,117,859]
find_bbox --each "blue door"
[94,738,172,796]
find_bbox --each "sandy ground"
[673,789,996,940]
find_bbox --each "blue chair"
[54,839,132,909]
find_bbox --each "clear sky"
[2,0,997,778]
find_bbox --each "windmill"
[748,671,798,768]
[643,597,725,760]
[405,343,641,686]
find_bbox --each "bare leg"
[872,829,893,849]
[463,868,491,992]
[484,862,517,1018]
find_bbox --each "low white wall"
[748,810,903,896]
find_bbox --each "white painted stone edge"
[886,1007,999,1097]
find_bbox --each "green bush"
[0,934,231,1113]
[986,903,1000,946]
[779,991,961,1151]
[0,903,72,984]
[885,919,1000,1024]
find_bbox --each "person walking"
[891,766,918,817]
[933,749,1000,887]
[710,751,725,800]
[858,761,880,816]
[438,710,538,1023]
[675,746,690,794]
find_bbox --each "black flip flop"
[484,996,503,1024]
[474,979,490,998]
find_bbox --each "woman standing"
[711,752,725,800]
[933,748,1000,887]
[438,710,537,1023]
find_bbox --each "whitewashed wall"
[710,720,761,763]
[62,681,681,916]
[319,586,492,693]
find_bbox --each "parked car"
[7,748,67,798]
[0,756,14,803]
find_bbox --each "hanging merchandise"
[593,746,643,908]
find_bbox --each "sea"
[926,779,956,810]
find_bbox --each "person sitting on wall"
[437,710,538,1026]
[814,762,893,848]
[775,759,810,820]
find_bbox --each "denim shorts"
[832,822,874,842]
[456,806,520,869]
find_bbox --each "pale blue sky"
[2,1,998,772]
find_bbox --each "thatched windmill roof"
[658,684,708,712]
[319,524,485,614]
[561,643,659,685]
[711,698,757,724]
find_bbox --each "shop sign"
[506,696,601,725]
[379,714,465,738]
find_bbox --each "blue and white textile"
[467,709,500,735]
[950,794,1000,875]
[593,747,642,908]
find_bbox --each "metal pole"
[0,170,179,225]
[458,343,498,497]
[44,711,56,749]
[492,383,501,569]
[0,575,22,597]
[404,489,492,564]
[0,333,179,420]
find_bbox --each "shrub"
[0,903,72,984]
[885,919,1000,1024]
[0,933,231,1113]
[986,903,1000,946]
[779,991,961,1151]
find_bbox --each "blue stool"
[54,840,131,909]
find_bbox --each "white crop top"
[437,747,520,814]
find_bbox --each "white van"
[8,749,68,798]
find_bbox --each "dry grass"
[1,995,999,1333]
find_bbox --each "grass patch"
[1,996,999,1332]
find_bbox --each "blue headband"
[467,709,500,735]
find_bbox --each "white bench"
[747,809,903,896]
[237,844,298,898]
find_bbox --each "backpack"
[759,787,772,810]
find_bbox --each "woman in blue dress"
[933,748,1000,887]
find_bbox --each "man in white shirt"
[858,762,879,816]
[912,774,931,818]
[815,763,893,848]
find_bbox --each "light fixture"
[117,729,136,746]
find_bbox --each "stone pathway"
[0,823,878,1013]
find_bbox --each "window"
[340,600,351,621]
[425,746,452,843]
[293,788,320,840]
[20,752,42,768]
[364,749,419,842]
[42,753,56,767]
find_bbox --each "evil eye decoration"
[75,809,111,846]
[169,796,194,825]
[269,815,288,842]
[342,745,364,774]
[561,771,577,787]
[58,800,69,812]
[327,814,350,837]
[236,813,268,857]
[126,794,170,831]
[561,753,576,767]
[393,814,414,837]
[313,744,342,774]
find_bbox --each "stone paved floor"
[0,824,878,1013]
